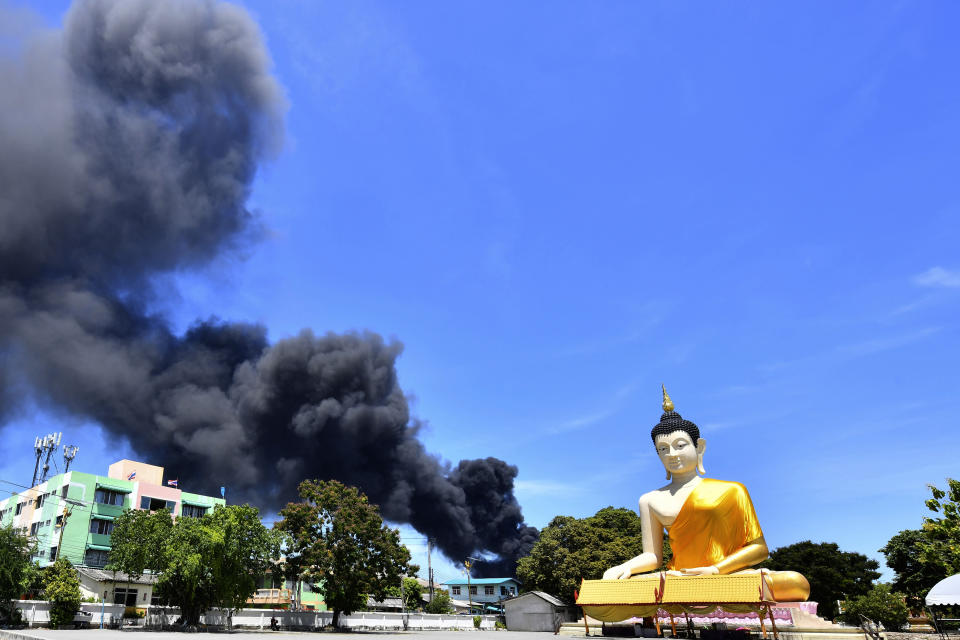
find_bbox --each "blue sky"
[3,0,959,586]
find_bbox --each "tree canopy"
[0,524,34,623]
[109,508,174,579]
[275,479,416,627]
[880,529,948,611]
[516,506,663,605]
[921,479,960,577]
[109,504,278,627]
[763,541,879,620]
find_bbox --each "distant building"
[0,458,224,573]
[441,577,521,613]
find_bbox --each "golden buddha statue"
[602,387,809,603]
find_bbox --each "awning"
[87,544,111,551]
[181,499,212,507]
[95,482,131,492]
[927,574,960,606]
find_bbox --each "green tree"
[517,506,663,605]
[44,558,82,629]
[0,525,34,623]
[880,529,948,611]
[401,577,423,611]
[424,589,453,614]
[840,583,909,631]
[108,508,173,603]
[205,504,280,627]
[275,480,416,627]
[109,504,278,627]
[763,541,880,620]
[153,515,213,625]
[920,479,960,577]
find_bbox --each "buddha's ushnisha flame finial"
[662,384,674,412]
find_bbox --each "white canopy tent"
[927,574,960,606]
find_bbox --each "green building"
[0,458,224,568]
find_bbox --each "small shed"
[504,591,577,632]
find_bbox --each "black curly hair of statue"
[650,410,701,447]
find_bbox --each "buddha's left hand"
[680,566,719,576]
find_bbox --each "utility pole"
[427,538,434,603]
[464,559,473,616]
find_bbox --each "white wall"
[11,600,498,630]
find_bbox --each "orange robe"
[667,478,764,571]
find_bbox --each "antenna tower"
[32,432,62,486]
[63,444,79,474]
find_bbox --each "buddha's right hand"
[602,564,632,580]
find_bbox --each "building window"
[113,588,138,606]
[84,549,110,567]
[61,486,68,498]
[509,586,515,595]
[95,489,125,506]
[14,502,23,515]
[469,586,477,595]
[140,496,176,512]
[181,504,208,518]
[50,546,58,560]
[484,586,494,595]
[34,493,47,509]
[500,586,507,596]
[451,586,461,595]
[29,522,40,536]
[90,519,115,535]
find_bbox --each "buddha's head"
[651,387,706,479]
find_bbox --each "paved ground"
[0,631,553,640]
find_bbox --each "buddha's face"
[655,430,701,477]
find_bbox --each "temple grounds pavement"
[0,631,554,640]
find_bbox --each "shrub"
[841,583,909,631]
[43,558,82,629]
[473,615,482,628]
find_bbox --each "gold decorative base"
[577,574,772,623]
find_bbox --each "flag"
[220,486,225,498]
[127,471,136,480]
[167,479,178,488]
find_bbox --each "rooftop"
[442,577,520,585]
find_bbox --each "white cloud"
[914,267,960,288]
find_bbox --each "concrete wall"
[11,600,497,630]
[12,600,125,627]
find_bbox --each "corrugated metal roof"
[528,591,566,607]
[76,567,159,585]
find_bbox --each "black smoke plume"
[0,0,536,575]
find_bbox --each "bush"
[43,558,82,629]
[424,590,453,614]
[473,615,482,628]
[495,620,506,630]
[841,583,909,631]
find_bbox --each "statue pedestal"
[577,575,784,639]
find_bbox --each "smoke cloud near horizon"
[0,0,536,575]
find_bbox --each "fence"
[10,601,497,631]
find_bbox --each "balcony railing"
[247,589,292,606]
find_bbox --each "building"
[503,591,577,632]
[441,577,521,613]
[0,458,224,571]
